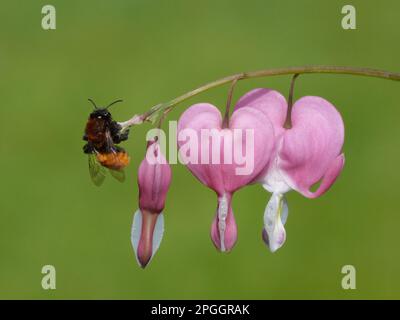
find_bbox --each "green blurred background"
[0,0,399,299]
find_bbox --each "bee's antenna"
[105,99,124,109]
[88,98,98,109]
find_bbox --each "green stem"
[284,74,300,129]
[121,65,400,126]
[222,76,242,128]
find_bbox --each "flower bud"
[131,140,171,268]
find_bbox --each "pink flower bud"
[131,140,171,268]
[138,141,171,214]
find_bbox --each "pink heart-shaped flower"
[177,103,274,251]
[235,88,345,198]
[235,88,345,252]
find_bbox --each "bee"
[83,99,130,186]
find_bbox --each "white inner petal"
[263,193,288,253]
[218,194,228,252]
[131,209,142,266]
[131,209,165,267]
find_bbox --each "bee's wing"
[109,168,125,183]
[88,153,106,186]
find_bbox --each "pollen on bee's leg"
[131,209,164,268]
[117,151,130,165]
[96,152,130,170]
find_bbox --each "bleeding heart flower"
[177,103,275,252]
[235,88,345,252]
[131,139,172,268]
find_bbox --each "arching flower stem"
[119,65,400,129]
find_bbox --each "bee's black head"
[90,108,112,120]
[87,98,123,121]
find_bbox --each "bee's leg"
[113,145,125,153]
[83,143,94,154]
[118,128,130,142]
[110,121,130,143]
[110,121,122,142]
[83,133,88,141]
